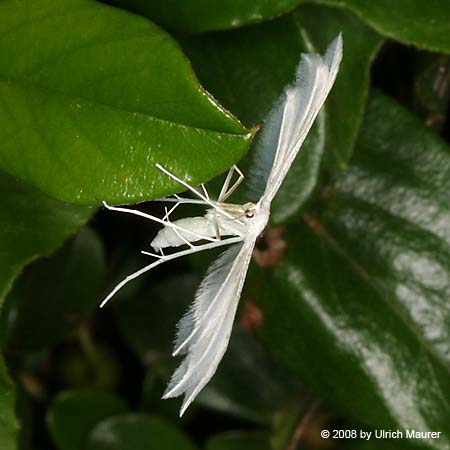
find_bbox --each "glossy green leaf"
[47,390,127,450]
[0,0,251,205]
[205,431,271,450]
[0,358,18,450]
[260,92,450,449]
[106,0,301,33]
[86,415,197,450]
[1,228,104,351]
[183,5,381,221]
[319,0,450,54]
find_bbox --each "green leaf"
[112,0,450,54]
[0,172,92,308]
[86,415,198,450]
[205,431,271,450]
[183,5,381,220]
[1,228,104,351]
[0,0,251,205]
[47,390,127,450]
[0,167,91,450]
[0,358,18,450]
[260,92,450,449]
[106,0,302,33]
[319,0,450,54]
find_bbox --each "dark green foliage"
[1,1,450,450]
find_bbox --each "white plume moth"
[101,35,343,416]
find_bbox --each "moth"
[101,35,343,416]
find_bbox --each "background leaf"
[0,172,91,450]
[86,415,198,450]
[259,92,450,450]
[47,390,127,450]
[319,0,450,54]
[0,0,251,205]
[1,228,104,352]
[107,0,450,55]
[105,0,302,33]
[0,359,18,450]
[0,173,92,306]
[205,431,271,450]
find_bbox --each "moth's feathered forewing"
[248,34,343,203]
[163,239,255,415]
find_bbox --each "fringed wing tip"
[325,33,343,73]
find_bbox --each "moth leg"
[155,163,234,219]
[213,211,221,241]
[200,184,210,200]
[155,195,208,206]
[219,165,245,203]
[164,206,195,248]
[102,201,217,243]
[218,166,235,202]
[162,202,180,221]
[100,236,243,308]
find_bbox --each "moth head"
[242,202,257,219]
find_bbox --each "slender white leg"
[164,207,195,248]
[220,165,244,202]
[100,236,243,308]
[200,184,210,200]
[155,163,234,219]
[162,203,179,221]
[213,211,221,240]
[102,202,218,244]
[156,197,209,206]
[218,166,235,202]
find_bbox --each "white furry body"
[101,35,343,416]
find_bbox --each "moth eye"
[245,210,254,218]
